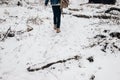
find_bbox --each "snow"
[0,0,120,80]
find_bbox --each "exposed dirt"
[87,31,120,53]
[90,75,95,80]
[87,56,94,62]
[109,32,120,39]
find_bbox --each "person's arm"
[45,0,49,6]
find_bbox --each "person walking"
[45,0,62,33]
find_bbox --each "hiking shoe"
[56,28,61,33]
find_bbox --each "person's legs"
[52,6,61,33]
[52,6,57,26]
[55,6,61,33]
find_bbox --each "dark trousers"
[52,6,61,28]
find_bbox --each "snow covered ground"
[0,0,120,80]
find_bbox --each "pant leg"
[52,6,57,25]
[56,6,61,28]
[52,6,61,28]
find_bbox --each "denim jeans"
[52,6,61,28]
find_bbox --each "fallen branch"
[73,14,91,18]
[73,14,119,19]
[1,27,11,41]
[105,7,120,13]
[68,8,80,11]
[27,55,81,72]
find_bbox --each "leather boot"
[56,28,61,33]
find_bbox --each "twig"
[1,27,11,41]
